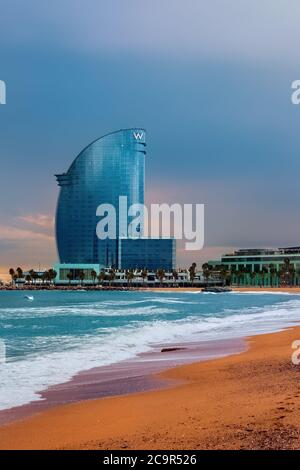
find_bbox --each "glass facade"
[59,268,96,281]
[55,129,146,266]
[119,238,176,271]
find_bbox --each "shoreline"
[148,287,300,293]
[2,286,300,293]
[0,337,245,426]
[1,327,300,449]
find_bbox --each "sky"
[1,0,300,278]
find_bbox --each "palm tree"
[156,269,165,287]
[236,269,244,287]
[172,270,179,286]
[274,268,279,286]
[91,269,97,286]
[108,268,116,287]
[25,274,32,284]
[202,263,212,286]
[255,271,261,287]
[9,268,15,284]
[188,263,197,286]
[249,271,256,287]
[284,257,291,269]
[141,269,148,285]
[261,266,268,287]
[189,263,197,275]
[269,266,276,287]
[189,270,195,286]
[16,267,23,279]
[78,270,85,286]
[282,258,291,286]
[278,265,285,286]
[66,272,73,286]
[41,271,49,284]
[29,269,37,285]
[227,269,232,286]
[48,269,57,285]
[46,270,52,284]
[125,269,135,287]
[297,269,300,286]
[52,270,57,284]
[97,270,106,285]
[202,269,211,286]
[289,265,295,287]
[219,266,231,286]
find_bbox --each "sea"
[1,289,300,411]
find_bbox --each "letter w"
[133,132,144,140]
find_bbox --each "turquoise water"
[1,289,300,410]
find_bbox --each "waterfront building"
[56,129,146,266]
[208,247,300,286]
[53,265,204,286]
[54,129,175,277]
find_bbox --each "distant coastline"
[2,285,300,293]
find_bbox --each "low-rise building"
[208,247,300,286]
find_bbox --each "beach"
[1,325,300,450]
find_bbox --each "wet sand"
[0,338,244,426]
[1,327,300,449]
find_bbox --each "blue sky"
[0,0,300,275]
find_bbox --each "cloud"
[0,212,55,243]
[0,1,298,273]
[18,213,54,229]
[0,224,54,241]
[0,216,56,275]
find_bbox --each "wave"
[229,290,300,296]
[2,296,300,410]
[0,304,177,320]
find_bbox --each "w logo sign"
[0,80,6,105]
[133,131,144,140]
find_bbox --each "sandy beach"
[0,337,245,427]
[1,325,300,450]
